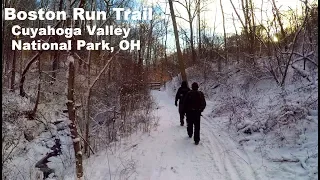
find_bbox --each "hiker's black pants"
[178,104,185,124]
[186,111,201,142]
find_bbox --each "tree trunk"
[52,50,58,81]
[2,17,6,82]
[85,49,91,157]
[188,13,197,64]
[164,12,169,84]
[30,56,41,119]
[232,14,240,63]
[51,0,63,81]
[10,45,16,91]
[168,0,187,81]
[220,0,227,64]
[146,21,154,69]
[271,0,286,41]
[66,55,84,179]
[84,0,95,157]
[19,52,43,96]
[197,0,201,59]
[249,0,256,65]
[66,0,85,178]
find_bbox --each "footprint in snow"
[171,167,177,173]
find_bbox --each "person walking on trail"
[183,82,206,145]
[175,81,190,126]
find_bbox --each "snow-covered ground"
[64,84,318,180]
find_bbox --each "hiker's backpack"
[178,87,190,104]
[185,90,206,111]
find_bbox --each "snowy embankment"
[2,90,74,180]
[166,63,318,180]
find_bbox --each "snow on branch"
[283,51,318,67]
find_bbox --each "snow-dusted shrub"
[120,91,157,135]
[2,91,43,180]
[277,105,308,125]
[264,104,308,133]
[2,91,30,175]
[203,59,317,139]
[90,83,157,152]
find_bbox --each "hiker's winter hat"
[181,81,188,87]
[191,82,199,90]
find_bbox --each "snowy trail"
[80,90,259,180]
[121,90,258,180]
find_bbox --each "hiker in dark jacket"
[175,81,190,126]
[183,82,206,145]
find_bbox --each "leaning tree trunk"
[19,20,64,97]
[29,56,41,119]
[168,0,187,81]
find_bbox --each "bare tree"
[174,0,203,64]
[220,0,227,64]
[230,0,256,64]
[168,0,187,81]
